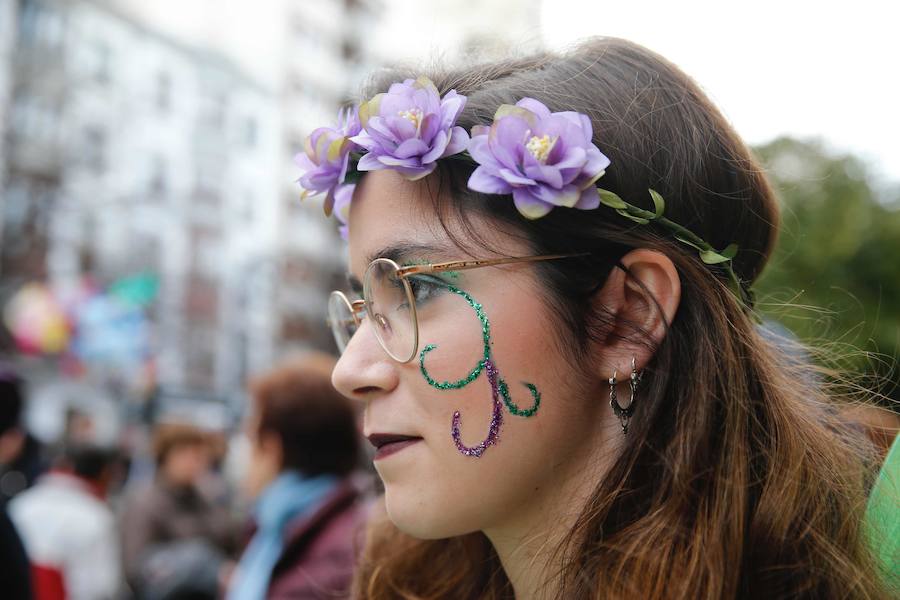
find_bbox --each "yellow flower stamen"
[398,108,423,131]
[525,134,557,163]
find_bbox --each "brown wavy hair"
[350,38,892,599]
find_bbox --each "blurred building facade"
[0,0,281,399]
[275,0,380,355]
[0,0,542,411]
[0,0,15,213]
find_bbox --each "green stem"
[619,200,756,313]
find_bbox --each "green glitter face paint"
[417,280,541,457]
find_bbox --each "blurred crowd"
[0,354,376,600]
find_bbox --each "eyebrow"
[345,240,454,293]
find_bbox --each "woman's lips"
[367,433,423,461]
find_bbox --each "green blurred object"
[865,436,900,592]
[108,272,160,307]
[754,137,900,406]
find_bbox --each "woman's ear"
[590,248,681,375]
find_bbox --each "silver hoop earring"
[610,357,642,434]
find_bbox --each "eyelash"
[405,274,448,306]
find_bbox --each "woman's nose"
[331,319,400,402]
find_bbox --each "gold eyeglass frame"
[328,252,587,363]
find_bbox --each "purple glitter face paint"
[452,359,503,457]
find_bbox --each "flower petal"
[530,183,580,207]
[397,162,436,181]
[441,126,470,157]
[512,188,554,219]
[439,91,467,131]
[294,152,315,172]
[394,137,430,159]
[323,188,336,216]
[358,94,383,130]
[366,118,402,149]
[552,146,587,170]
[468,134,497,167]
[574,185,600,210]
[582,148,611,177]
[523,162,563,189]
[498,167,536,187]
[421,130,449,164]
[333,184,355,223]
[468,167,514,194]
[377,155,421,168]
[356,152,386,171]
[385,116,417,142]
[515,98,552,120]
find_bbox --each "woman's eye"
[407,275,447,306]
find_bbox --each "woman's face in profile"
[332,170,620,539]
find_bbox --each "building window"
[149,156,167,197]
[93,41,111,84]
[19,0,63,48]
[11,96,58,141]
[241,117,257,148]
[156,71,171,111]
[83,126,106,173]
[190,225,221,276]
[341,38,359,61]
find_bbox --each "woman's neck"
[483,421,621,599]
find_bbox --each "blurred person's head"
[59,443,122,497]
[152,423,211,488]
[243,353,359,499]
[64,407,96,446]
[0,370,26,466]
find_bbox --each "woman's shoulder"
[267,480,366,599]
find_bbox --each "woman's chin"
[383,487,478,540]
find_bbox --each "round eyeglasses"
[327,253,588,363]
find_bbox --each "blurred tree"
[753,137,900,406]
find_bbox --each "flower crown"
[295,77,754,310]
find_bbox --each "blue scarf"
[227,471,338,600]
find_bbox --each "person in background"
[0,367,34,599]
[0,368,46,506]
[121,422,235,599]
[0,505,33,600]
[226,352,366,600]
[9,442,122,600]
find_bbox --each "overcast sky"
[539,0,900,184]
[129,0,899,184]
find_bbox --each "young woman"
[300,37,893,598]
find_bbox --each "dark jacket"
[0,507,32,600]
[121,477,236,592]
[266,480,368,599]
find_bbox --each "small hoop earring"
[610,357,642,434]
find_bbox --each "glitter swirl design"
[452,359,503,457]
[418,281,541,457]
[496,377,541,418]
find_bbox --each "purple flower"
[350,77,469,180]
[295,106,361,216]
[467,98,611,219]
[332,183,355,240]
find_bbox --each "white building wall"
[0,0,16,169]
[2,0,281,399]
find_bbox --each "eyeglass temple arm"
[396,253,589,277]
